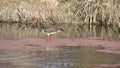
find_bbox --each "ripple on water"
[0,46,120,68]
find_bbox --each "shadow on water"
[0,46,120,68]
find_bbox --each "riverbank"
[0,37,120,54]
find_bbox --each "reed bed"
[0,0,119,25]
[0,0,120,40]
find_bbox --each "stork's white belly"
[46,32,57,36]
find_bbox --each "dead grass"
[0,0,120,40]
[0,0,119,25]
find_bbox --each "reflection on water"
[0,46,120,68]
[0,23,120,40]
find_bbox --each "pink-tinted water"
[0,37,120,54]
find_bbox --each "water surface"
[0,46,120,68]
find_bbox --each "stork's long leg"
[47,35,52,41]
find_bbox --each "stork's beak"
[31,18,39,26]
[31,20,37,26]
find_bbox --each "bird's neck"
[37,23,45,30]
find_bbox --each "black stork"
[31,18,64,41]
